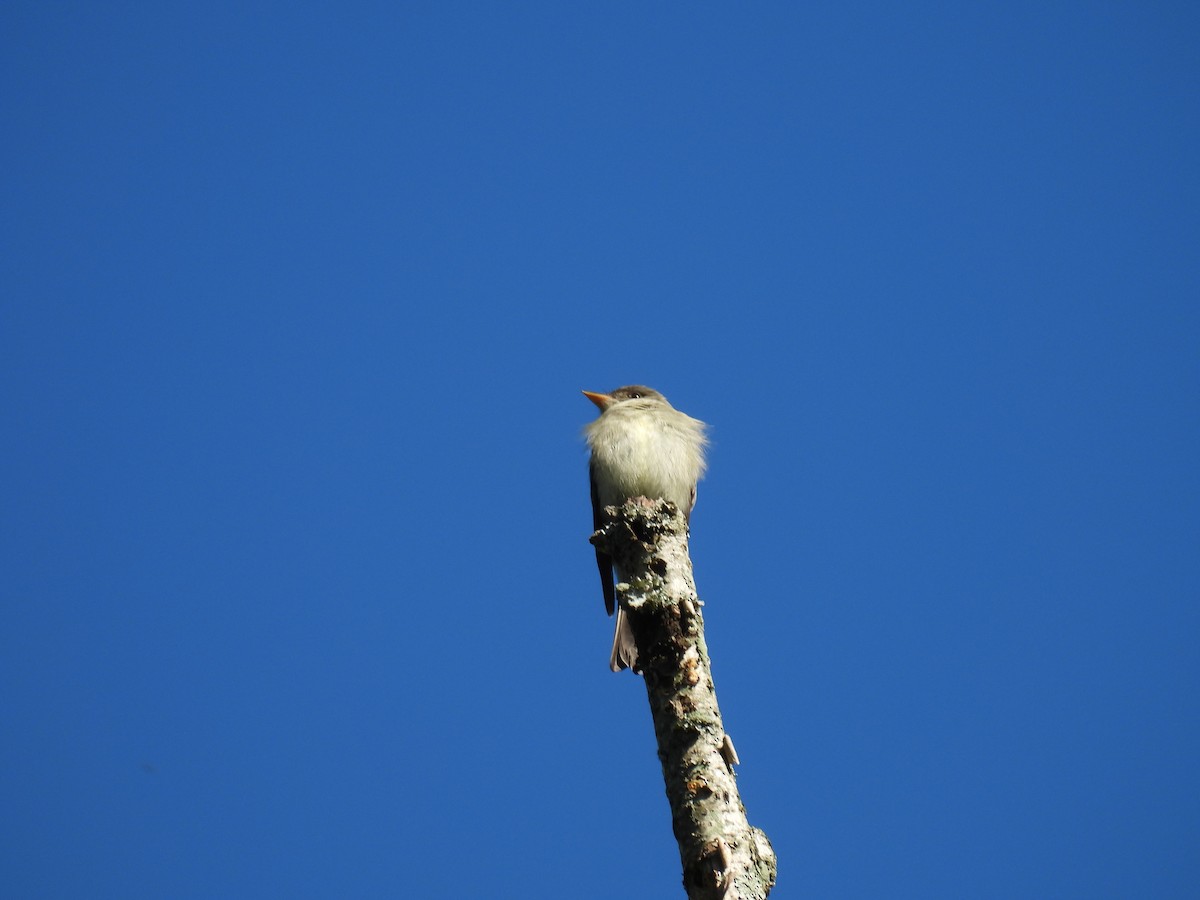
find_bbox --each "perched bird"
[582,385,708,672]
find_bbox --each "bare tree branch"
[591,498,776,899]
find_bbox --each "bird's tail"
[609,607,638,673]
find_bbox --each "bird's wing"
[590,460,616,615]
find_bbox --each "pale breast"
[586,406,706,512]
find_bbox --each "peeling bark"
[591,498,776,899]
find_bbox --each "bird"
[582,385,708,672]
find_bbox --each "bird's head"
[582,385,668,412]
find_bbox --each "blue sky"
[2,3,1197,897]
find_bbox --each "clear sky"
[3,3,1197,898]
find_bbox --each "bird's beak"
[582,390,612,410]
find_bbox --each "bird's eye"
[628,391,641,399]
